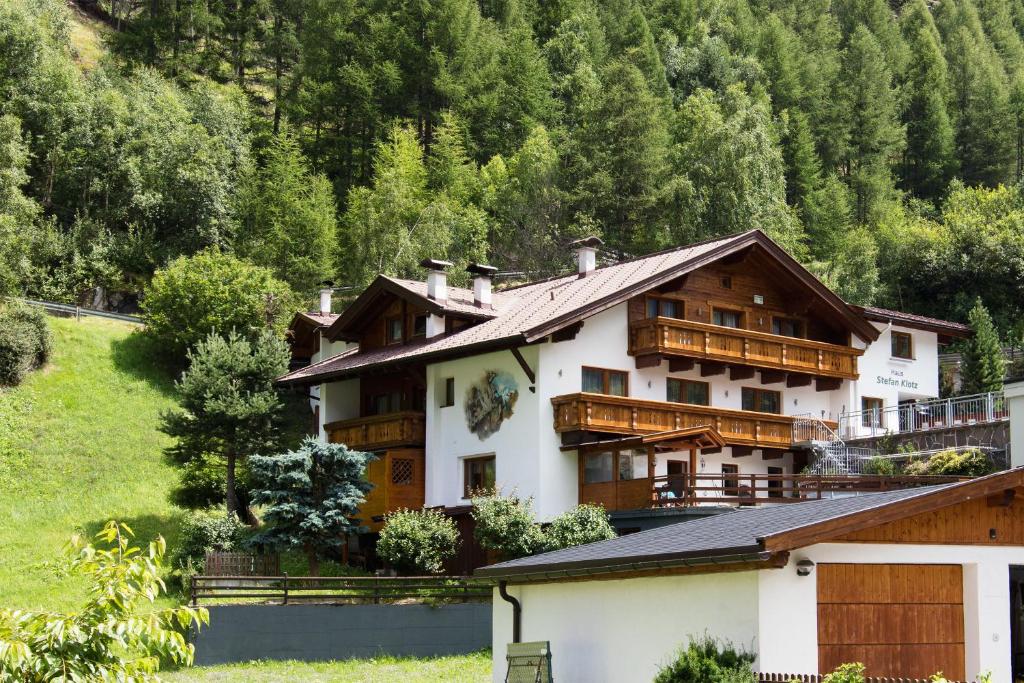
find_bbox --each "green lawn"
[0,315,184,611]
[164,652,492,682]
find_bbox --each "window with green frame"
[667,378,709,406]
[741,387,781,414]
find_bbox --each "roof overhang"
[523,231,880,344]
[852,305,972,341]
[560,426,728,453]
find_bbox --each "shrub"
[141,249,295,363]
[471,492,545,561]
[902,457,930,475]
[925,448,994,476]
[377,508,460,575]
[654,636,756,683]
[543,503,617,551]
[823,663,865,683]
[173,509,248,569]
[861,455,896,476]
[0,303,50,385]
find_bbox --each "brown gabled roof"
[852,305,971,339]
[294,311,340,328]
[475,468,1024,583]
[279,230,880,385]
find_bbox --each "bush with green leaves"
[902,449,993,477]
[173,509,248,569]
[0,303,50,386]
[654,636,756,683]
[471,492,546,561]
[0,521,207,681]
[822,663,865,683]
[861,455,896,476]
[141,249,295,363]
[377,508,460,575]
[543,503,617,552]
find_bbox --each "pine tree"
[834,0,909,72]
[161,330,290,524]
[961,298,1005,394]
[900,3,956,201]
[250,437,375,576]
[839,25,905,225]
[781,109,822,209]
[599,0,670,98]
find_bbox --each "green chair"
[505,641,553,683]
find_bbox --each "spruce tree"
[782,109,822,209]
[839,25,905,225]
[250,438,375,576]
[961,299,1005,394]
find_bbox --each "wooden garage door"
[817,564,965,680]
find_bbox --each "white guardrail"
[837,391,1007,440]
[8,297,143,325]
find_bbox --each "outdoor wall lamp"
[796,559,815,577]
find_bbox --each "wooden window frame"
[645,296,684,320]
[742,387,782,414]
[463,455,496,498]
[771,315,805,339]
[411,313,428,338]
[666,378,710,406]
[441,377,455,408]
[385,316,404,345]
[720,275,733,290]
[582,366,630,396]
[891,331,913,360]
[711,305,745,329]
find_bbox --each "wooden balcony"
[629,317,862,380]
[581,473,966,512]
[325,411,425,451]
[552,392,795,449]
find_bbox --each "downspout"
[498,581,521,643]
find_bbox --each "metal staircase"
[793,416,875,475]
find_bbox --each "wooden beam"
[760,369,786,385]
[635,354,662,369]
[731,446,754,457]
[700,361,726,377]
[815,377,842,392]
[510,347,536,385]
[729,365,756,381]
[786,373,813,388]
[700,446,722,455]
[761,449,785,460]
[552,321,583,342]
[988,489,1016,507]
[669,358,695,373]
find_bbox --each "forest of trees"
[4,0,1024,339]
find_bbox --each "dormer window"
[720,276,732,289]
[386,317,403,345]
[646,297,683,319]
[412,314,427,338]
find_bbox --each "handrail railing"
[189,575,492,606]
[838,391,1007,440]
[792,415,843,444]
[324,411,426,450]
[628,316,862,379]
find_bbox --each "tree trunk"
[306,546,320,576]
[225,450,240,518]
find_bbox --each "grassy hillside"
[0,315,183,611]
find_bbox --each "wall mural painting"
[465,370,519,440]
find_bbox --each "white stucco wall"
[491,571,760,683]
[319,377,359,427]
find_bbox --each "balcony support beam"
[701,361,727,377]
[729,365,756,381]
[759,369,786,385]
[761,448,786,460]
[786,373,813,388]
[669,358,695,373]
[816,377,842,392]
[732,446,754,457]
[635,354,662,369]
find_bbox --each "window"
[742,387,781,414]
[369,391,402,415]
[772,317,803,338]
[392,458,414,486]
[862,396,883,428]
[582,367,629,396]
[441,377,455,407]
[583,452,614,484]
[645,297,684,320]
[722,464,739,496]
[463,456,496,497]
[412,314,427,338]
[712,308,743,328]
[667,378,709,406]
[617,450,649,481]
[386,317,403,344]
[891,331,913,359]
[720,276,733,289]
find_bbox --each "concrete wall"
[193,603,492,666]
[1006,379,1024,467]
[491,571,760,683]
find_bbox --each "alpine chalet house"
[277,230,970,562]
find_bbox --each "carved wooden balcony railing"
[629,317,862,379]
[325,411,426,451]
[552,392,795,449]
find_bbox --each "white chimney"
[571,236,603,277]
[467,263,498,309]
[318,281,334,314]
[421,258,452,305]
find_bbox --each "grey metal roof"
[475,485,953,580]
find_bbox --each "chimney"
[319,280,334,314]
[571,236,603,277]
[467,263,498,309]
[420,258,453,305]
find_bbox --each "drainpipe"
[498,581,521,643]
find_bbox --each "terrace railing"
[324,411,426,451]
[838,391,1007,440]
[190,575,492,606]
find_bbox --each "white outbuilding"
[478,468,1024,683]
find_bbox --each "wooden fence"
[204,552,280,577]
[190,575,492,606]
[759,675,966,683]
